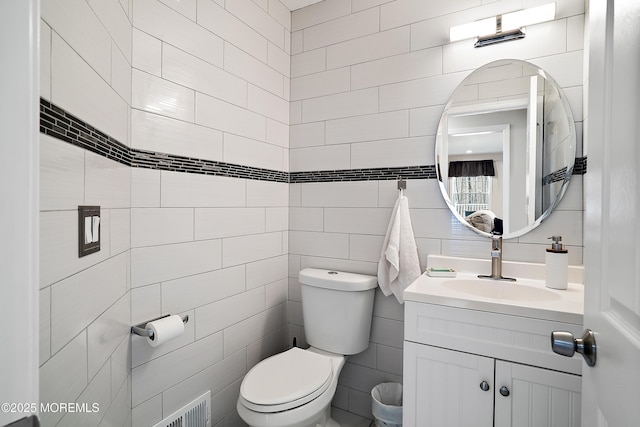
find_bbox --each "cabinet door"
[403,342,494,427]
[495,360,581,427]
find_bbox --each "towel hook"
[397,177,406,191]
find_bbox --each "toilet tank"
[299,268,377,355]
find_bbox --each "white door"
[581,0,640,425]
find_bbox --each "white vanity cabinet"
[403,300,583,427]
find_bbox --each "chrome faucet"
[478,236,516,281]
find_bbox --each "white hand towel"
[377,194,421,304]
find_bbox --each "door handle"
[551,329,597,367]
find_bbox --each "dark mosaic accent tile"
[40,98,588,185]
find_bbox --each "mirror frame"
[435,59,577,239]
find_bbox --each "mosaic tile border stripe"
[39,98,587,184]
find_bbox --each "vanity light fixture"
[450,3,556,48]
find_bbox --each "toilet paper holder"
[130,314,189,338]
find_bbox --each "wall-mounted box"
[78,205,100,257]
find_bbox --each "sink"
[442,279,562,301]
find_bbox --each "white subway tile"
[291,0,350,31]
[111,337,130,398]
[268,41,291,77]
[209,379,243,425]
[301,87,378,123]
[290,144,350,172]
[303,7,379,51]
[131,239,222,287]
[132,29,161,76]
[290,29,303,55]
[131,332,223,406]
[131,284,161,326]
[59,361,111,427]
[409,105,445,137]
[291,48,326,78]
[197,0,268,63]
[40,135,84,211]
[111,42,132,105]
[350,234,384,262]
[195,208,266,240]
[222,232,283,267]
[246,255,288,289]
[51,35,129,144]
[132,69,195,122]
[87,293,131,379]
[352,47,442,90]
[247,327,287,368]
[109,208,131,256]
[326,110,408,145]
[195,93,267,142]
[352,0,394,12]
[42,0,112,81]
[162,43,248,107]
[531,50,584,89]
[159,0,197,20]
[227,0,285,50]
[97,375,131,427]
[224,305,285,356]
[291,67,350,101]
[290,100,302,124]
[84,151,131,209]
[269,0,291,31]
[247,180,289,206]
[289,207,323,232]
[131,109,224,161]
[131,208,194,247]
[266,207,289,232]
[133,0,223,67]
[379,72,466,112]
[567,15,585,52]
[40,288,51,365]
[131,168,160,208]
[290,122,325,148]
[132,395,163,427]
[289,231,349,258]
[301,181,379,207]
[41,20,52,99]
[380,0,477,30]
[39,332,88,427]
[267,118,290,149]
[88,0,132,63]
[327,26,410,70]
[195,288,266,338]
[160,265,246,313]
[50,253,128,353]
[351,136,431,169]
[224,44,284,96]
[161,349,247,417]
[370,316,403,349]
[324,208,392,234]
[248,84,289,124]
[160,172,246,208]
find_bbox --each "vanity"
[402,256,584,427]
[402,59,585,426]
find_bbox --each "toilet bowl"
[236,268,378,427]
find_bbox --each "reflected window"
[449,175,492,217]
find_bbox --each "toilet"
[237,268,378,427]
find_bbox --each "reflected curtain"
[449,160,495,177]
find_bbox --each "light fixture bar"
[450,16,496,42]
[475,28,525,48]
[502,3,556,32]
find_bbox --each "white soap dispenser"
[545,235,568,290]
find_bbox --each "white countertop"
[403,256,584,325]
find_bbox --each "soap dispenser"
[545,236,568,290]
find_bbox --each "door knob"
[479,381,490,391]
[551,329,597,367]
[499,386,510,397]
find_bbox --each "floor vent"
[153,391,211,427]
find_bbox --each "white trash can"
[371,382,402,427]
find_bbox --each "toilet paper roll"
[146,315,184,347]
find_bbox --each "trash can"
[371,382,403,427]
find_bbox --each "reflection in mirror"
[436,59,576,239]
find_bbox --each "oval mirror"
[435,59,576,239]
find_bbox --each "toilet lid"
[240,347,333,412]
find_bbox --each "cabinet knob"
[479,381,490,391]
[499,386,510,397]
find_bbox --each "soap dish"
[426,267,457,278]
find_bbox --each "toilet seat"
[239,347,333,413]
